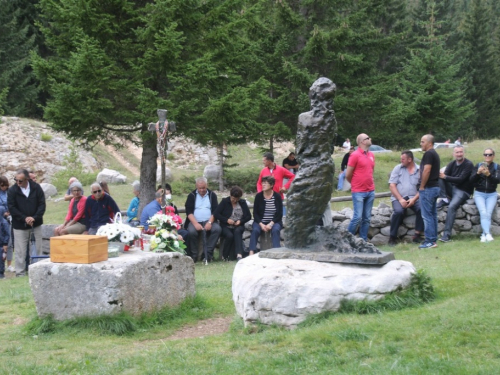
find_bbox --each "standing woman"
[214,186,251,261]
[54,181,87,236]
[248,176,283,255]
[0,177,13,272]
[470,148,500,242]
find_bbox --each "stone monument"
[233,78,412,328]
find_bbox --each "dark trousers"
[439,180,470,237]
[221,225,245,259]
[390,199,424,238]
[186,221,221,261]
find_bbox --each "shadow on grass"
[25,295,211,336]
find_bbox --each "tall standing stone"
[285,77,337,248]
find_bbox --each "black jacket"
[184,189,218,228]
[470,162,500,193]
[443,158,474,195]
[7,180,46,230]
[214,197,251,227]
[253,191,283,224]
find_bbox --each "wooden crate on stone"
[50,235,108,264]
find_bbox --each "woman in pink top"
[54,181,87,236]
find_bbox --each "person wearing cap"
[54,181,87,236]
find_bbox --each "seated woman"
[126,182,140,226]
[249,176,283,255]
[54,181,87,236]
[470,148,500,242]
[214,186,251,261]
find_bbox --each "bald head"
[420,134,435,151]
[356,133,371,150]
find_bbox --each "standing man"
[388,151,423,246]
[84,182,120,235]
[7,169,46,277]
[418,134,441,249]
[342,138,351,152]
[437,145,474,242]
[257,152,295,199]
[282,152,299,174]
[345,134,375,241]
[185,177,221,262]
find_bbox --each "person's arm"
[84,198,92,232]
[256,170,264,193]
[213,199,229,224]
[239,200,252,225]
[345,166,354,183]
[253,193,263,224]
[389,183,409,209]
[283,168,295,190]
[272,193,283,224]
[127,197,139,219]
[419,164,432,190]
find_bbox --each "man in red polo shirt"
[256,152,295,199]
[345,133,375,241]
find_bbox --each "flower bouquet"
[147,207,186,253]
[97,212,139,248]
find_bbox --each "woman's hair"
[69,181,83,192]
[0,176,8,187]
[157,183,172,193]
[484,148,495,156]
[261,176,275,187]
[230,186,243,198]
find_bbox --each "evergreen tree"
[0,0,38,116]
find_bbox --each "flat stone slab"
[259,247,395,265]
[233,256,415,328]
[29,250,195,321]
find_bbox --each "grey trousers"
[14,226,42,276]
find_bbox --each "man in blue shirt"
[184,177,221,262]
[140,191,162,230]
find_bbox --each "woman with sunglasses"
[470,148,500,242]
[54,181,87,236]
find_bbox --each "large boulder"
[40,183,57,199]
[233,256,415,328]
[156,166,173,183]
[29,251,195,320]
[97,168,127,184]
[203,164,221,183]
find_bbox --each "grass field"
[1,237,500,374]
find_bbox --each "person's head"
[457,137,462,141]
[453,145,465,162]
[356,133,371,150]
[0,176,8,191]
[263,152,275,168]
[69,181,84,199]
[14,169,29,189]
[157,183,172,195]
[420,134,435,151]
[68,177,78,186]
[99,181,110,195]
[155,190,163,203]
[195,177,208,196]
[349,145,355,154]
[483,148,495,163]
[400,151,414,167]
[90,182,103,200]
[132,183,140,197]
[29,172,37,182]
[261,176,275,191]
[230,186,243,204]
[287,152,295,161]
[346,138,349,142]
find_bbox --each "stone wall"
[330,198,500,246]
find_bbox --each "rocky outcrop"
[97,168,127,184]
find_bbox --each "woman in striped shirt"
[249,176,283,255]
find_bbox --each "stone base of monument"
[29,250,195,321]
[232,255,415,328]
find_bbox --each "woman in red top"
[54,181,87,236]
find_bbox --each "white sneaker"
[7,266,14,272]
[480,234,487,243]
[485,234,494,242]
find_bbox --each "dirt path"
[163,316,232,340]
[103,143,141,177]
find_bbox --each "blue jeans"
[249,221,282,251]
[474,191,498,235]
[420,187,440,243]
[348,191,375,241]
[337,171,346,190]
[442,185,470,237]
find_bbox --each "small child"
[0,206,10,279]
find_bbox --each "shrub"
[224,167,261,193]
[51,142,97,190]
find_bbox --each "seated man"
[249,176,283,255]
[140,190,162,230]
[437,145,474,242]
[388,151,423,246]
[185,177,221,262]
[84,182,120,235]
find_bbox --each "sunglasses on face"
[92,189,102,194]
[14,179,25,184]
[484,153,494,157]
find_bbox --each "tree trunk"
[269,136,274,153]
[138,126,158,218]
[218,142,225,191]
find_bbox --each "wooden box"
[50,235,109,264]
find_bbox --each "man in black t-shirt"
[418,134,441,249]
[282,152,299,174]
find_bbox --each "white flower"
[173,241,179,248]
[154,237,162,244]
[161,231,169,239]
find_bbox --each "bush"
[51,142,97,190]
[41,133,53,142]
[224,167,261,193]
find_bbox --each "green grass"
[2,238,500,373]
